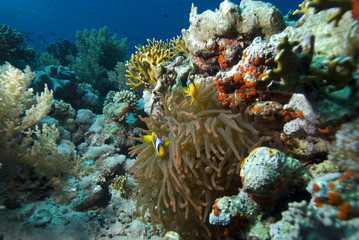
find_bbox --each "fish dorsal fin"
[143,134,153,145]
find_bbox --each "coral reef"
[129,80,280,238]
[1,0,359,239]
[46,39,78,66]
[328,118,359,174]
[182,0,285,72]
[33,65,102,112]
[0,24,35,69]
[107,61,129,91]
[270,170,359,240]
[240,147,311,200]
[71,26,128,94]
[208,147,312,239]
[0,63,87,183]
[109,174,129,198]
[270,199,359,240]
[103,90,138,147]
[126,39,175,92]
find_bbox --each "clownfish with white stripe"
[183,76,201,106]
[143,132,170,158]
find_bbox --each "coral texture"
[129,80,279,238]
[34,65,101,112]
[0,63,53,153]
[126,39,175,92]
[240,147,311,199]
[71,26,128,94]
[328,118,359,174]
[0,24,35,68]
[0,63,86,181]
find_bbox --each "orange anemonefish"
[143,132,170,158]
[183,78,201,106]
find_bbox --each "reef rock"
[240,147,311,199]
[182,0,285,57]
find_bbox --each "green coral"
[264,36,355,93]
[264,35,314,93]
[107,61,128,91]
[71,26,128,94]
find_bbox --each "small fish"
[183,75,201,106]
[163,13,168,18]
[50,32,56,36]
[143,132,170,158]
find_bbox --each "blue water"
[0,0,302,53]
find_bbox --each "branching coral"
[71,26,128,94]
[263,35,314,93]
[0,24,35,68]
[294,0,311,17]
[170,35,189,58]
[0,63,52,146]
[109,174,129,198]
[126,39,175,92]
[107,61,128,91]
[264,35,356,93]
[308,0,353,26]
[0,63,86,182]
[129,80,280,238]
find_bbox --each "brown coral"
[125,39,175,92]
[129,80,280,238]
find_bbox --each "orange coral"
[218,54,228,68]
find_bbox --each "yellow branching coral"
[295,0,353,26]
[126,39,175,92]
[129,81,279,239]
[294,0,310,17]
[170,35,189,58]
[309,0,352,26]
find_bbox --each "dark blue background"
[0,0,302,53]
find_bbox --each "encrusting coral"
[129,80,281,239]
[328,118,359,174]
